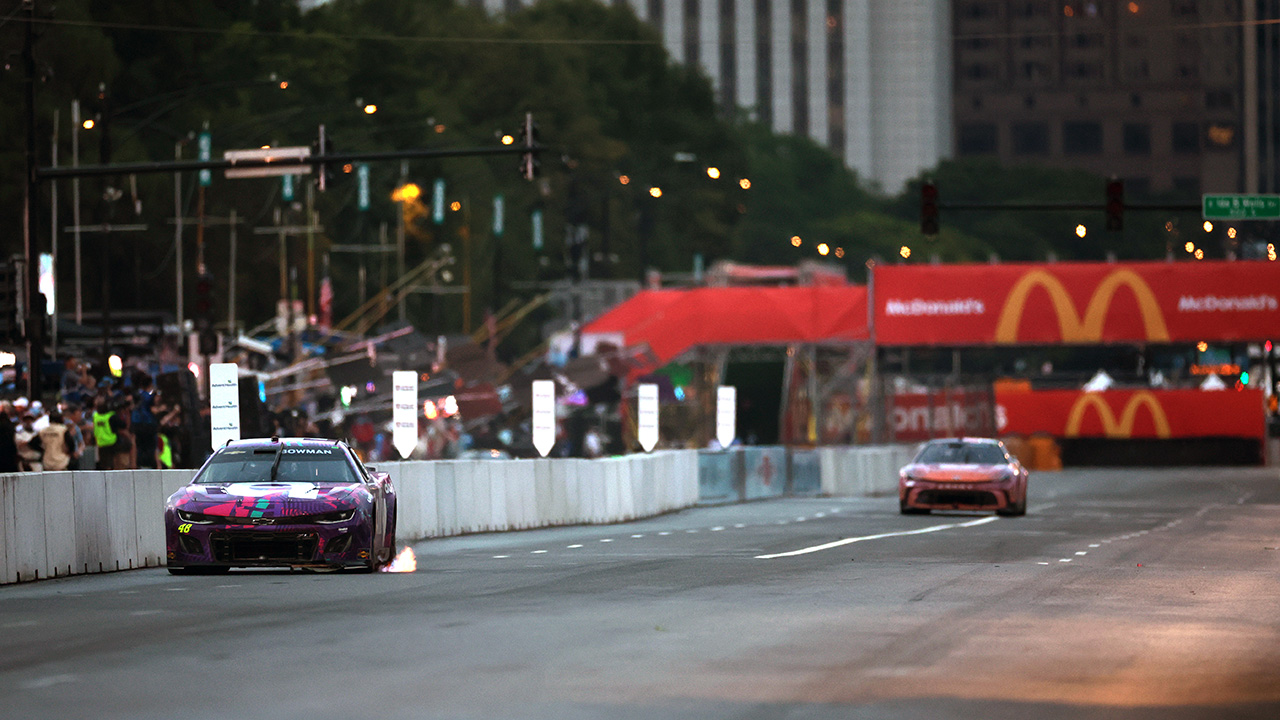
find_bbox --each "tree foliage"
[0,0,1192,353]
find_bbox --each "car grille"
[916,489,999,507]
[211,532,320,563]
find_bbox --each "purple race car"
[165,437,397,574]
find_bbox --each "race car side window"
[345,446,375,484]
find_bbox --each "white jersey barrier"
[1,445,914,585]
[818,444,919,497]
[0,451,700,585]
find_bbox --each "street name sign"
[224,146,312,179]
[1202,194,1280,220]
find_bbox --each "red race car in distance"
[898,437,1028,517]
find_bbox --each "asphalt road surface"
[4,467,1280,720]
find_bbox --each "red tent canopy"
[581,285,868,369]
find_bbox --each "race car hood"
[903,463,1011,482]
[169,482,367,519]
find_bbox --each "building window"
[1205,90,1233,109]
[1012,122,1049,155]
[1067,63,1103,79]
[1063,121,1103,155]
[965,63,998,80]
[1070,33,1104,48]
[963,2,999,19]
[1123,123,1151,155]
[958,123,998,155]
[1172,122,1200,154]
[1021,62,1050,80]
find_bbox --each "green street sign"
[1202,194,1280,220]
[282,174,294,202]
[432,179,446,225]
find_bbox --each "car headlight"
[176,508,216,524]
[314,509,356,524]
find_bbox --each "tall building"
[951,0,1245,198]
[474,0,953,194]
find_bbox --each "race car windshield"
[917,443,1006,465]
[195,447,359,485]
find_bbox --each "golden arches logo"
[1064,391,1172,438]
[994,269,1170,343]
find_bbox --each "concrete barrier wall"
[2,444,911,585]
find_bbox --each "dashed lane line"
[755,516,1001,559]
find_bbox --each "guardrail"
[1,444,914,585]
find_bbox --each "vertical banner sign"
[531,208,544,250]
[282,174,295,202]
[198,131,212,187]
[357,163,370,211]
[637,383,659,452]
[432,179,446,225]
[392,370,418,459]
[38,253,54,316]
[493,194,505,237]
[716,385,737,449]
[209,363,241,450]
[532,379,556,457]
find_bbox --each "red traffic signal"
[1105,179,1124,231]
[920,182,939,236]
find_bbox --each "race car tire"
[996,494,1027,517]
[899,502,930,515]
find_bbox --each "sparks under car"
[165,438,397,573]
[898,437,1028,516]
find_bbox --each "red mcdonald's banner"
[873,261,1280,346]
[995,387,1266,440]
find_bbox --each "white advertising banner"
[209,363,241,450]
[532,379,556,458]
[637,383,659,453]
[716,385,737,449]
[392,370,418,459]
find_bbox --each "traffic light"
[1105,179,1124,231]
[194,272,215,332]
[920,182,939,236]
[313,123,335,191]
[0,262,17,342]
[519,112,539,181]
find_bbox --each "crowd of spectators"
[0,356,186,474]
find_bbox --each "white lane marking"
[215,584,242,589]
[796,517,807,522]
[493,555,510,559]
[21,674,77,690]
[118,590,138,595]
[631,534,644,538]
[1075,551,1088,556]
[755,516,1000,559]
[685,529,698,534]
[165,588,187,592]
[734,523,746,529]
[814,513,826,518]
[567,544,583,549]
[658,531,671,536]
[711,526,725,531]
[1059,558,1072,563]
[531,550,548,554]
[1089,544,1101,548]
[599,539,613,543]
[3,620,38,628]
[1038,562,1050,565]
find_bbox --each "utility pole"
[167,212,240,332]
[22,0,42,400]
